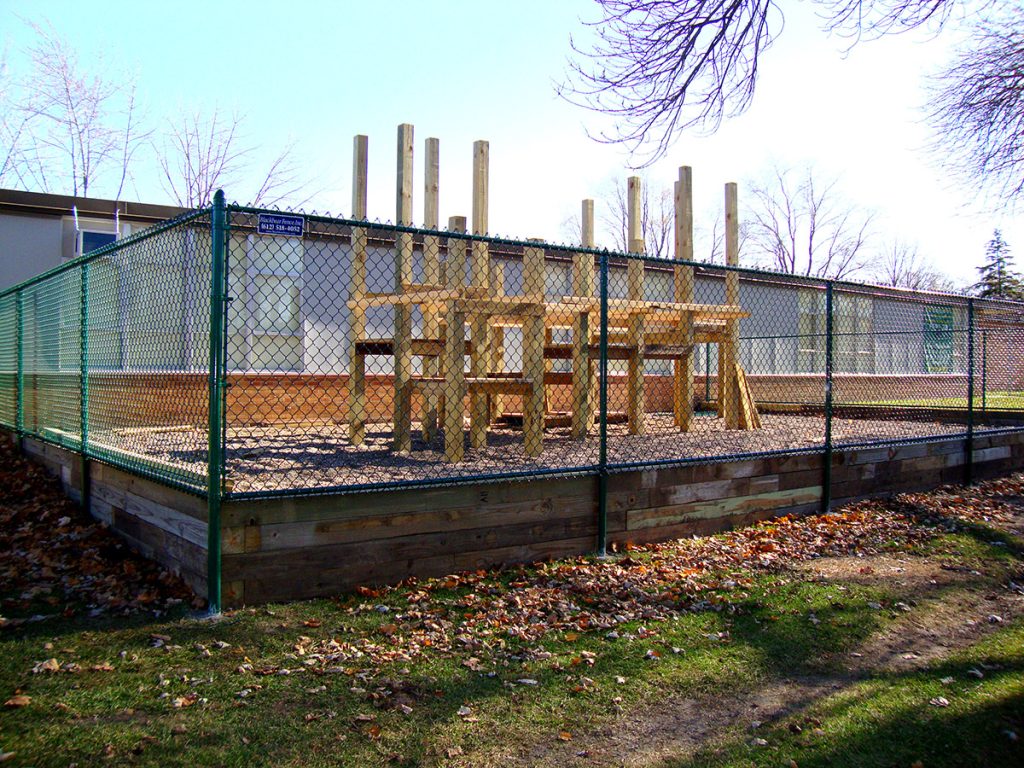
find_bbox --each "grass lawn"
[854,391,1024,410]
[2,471,1024,766]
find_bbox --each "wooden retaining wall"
[10,428,1024,608]
[219,430,1024,606]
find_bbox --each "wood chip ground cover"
[1,440,1022,766]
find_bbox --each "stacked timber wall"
[219,430,1024,606]
[9,428,1024,608]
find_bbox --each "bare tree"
[156,106,309,208]
[562,0,964,162]
[560,175,675,257]
[872,239,957,291]
[929,4,1024,200]
[745,165,874,279]
[19,21,147,198]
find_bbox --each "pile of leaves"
[0,438,199,628]
[252,482,1007,673]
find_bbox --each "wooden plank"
[627,176,643,254]
[251,493,597,552]
[523,245,547,457]
[628,486,823,531]
[392,124,415,453]
[227,535,599,605]
[574,201,597,439]
[348,134,370,446]
[221,475,596,528]
[91,482,207,549]
[723,181,741,429]
[421,136,442,441]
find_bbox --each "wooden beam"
[626,216,646,435]
[393,123,415,452]
[723,181,741,429]
[571,198,595,438]
[421,137,442,441]
[523,244,546,457]
[444,216,468,463]
[469,140,491,449]
[627,176,643,254]
[348,134,369,446]
[673,167,695,431]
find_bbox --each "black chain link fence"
[2,203,1022,500]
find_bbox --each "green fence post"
[80,263,90,513]
[597,249,609,557]
[207,191,227,614]
[965,297,975,485]
[981,329,987,414]
[822,281,834,513]
[16,290,24,438]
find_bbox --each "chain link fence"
[2,200,1022,501]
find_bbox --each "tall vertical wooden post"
[723,182,741,429]
[393,123,415,452]
[571,199,596,437]
[523,244,546,457]
[626,176,646,435]
[469,140,491,449]
[444,216,468,463]
[673,166,696,431]
[421,137,441,440]
[348,134,369,445]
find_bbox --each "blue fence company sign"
[257,213,305,237]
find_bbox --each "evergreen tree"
[975,229,1024,300]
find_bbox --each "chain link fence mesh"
[1,203,1022,499]
[1,210,213,492]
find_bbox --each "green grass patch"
[670,619,1024,768]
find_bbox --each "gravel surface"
[95,413,967,493]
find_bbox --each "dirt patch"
[491,546,1024,768]
[92,413,964,492]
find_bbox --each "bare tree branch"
[929,4,1024,201]
[745,165,874,279]
[871,238,957,290]
[562,0,965,163]
[156,106,314,209]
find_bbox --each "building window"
[79,230,117,256]
[923,306,959,373]
[228,234,304,372]
[836,294,873,373]
[797,289,826,373]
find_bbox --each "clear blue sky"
[2,0,1020,286]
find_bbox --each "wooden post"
[444,216,468,462]
[488,255,506,421]
[571,199,595,437]
[673,167,696,431]
[469,140,490,449]
[421,137,441,441]
[393,123,415,452]
[723,181,741,429]
[626,176,646,435]
[523,245,546,457]
[348,134,369,446]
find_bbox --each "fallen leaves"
[4,695,30,708]
[0,439,197,623]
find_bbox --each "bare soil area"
[97,413,965,493]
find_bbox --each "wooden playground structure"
[346,125,761,462]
